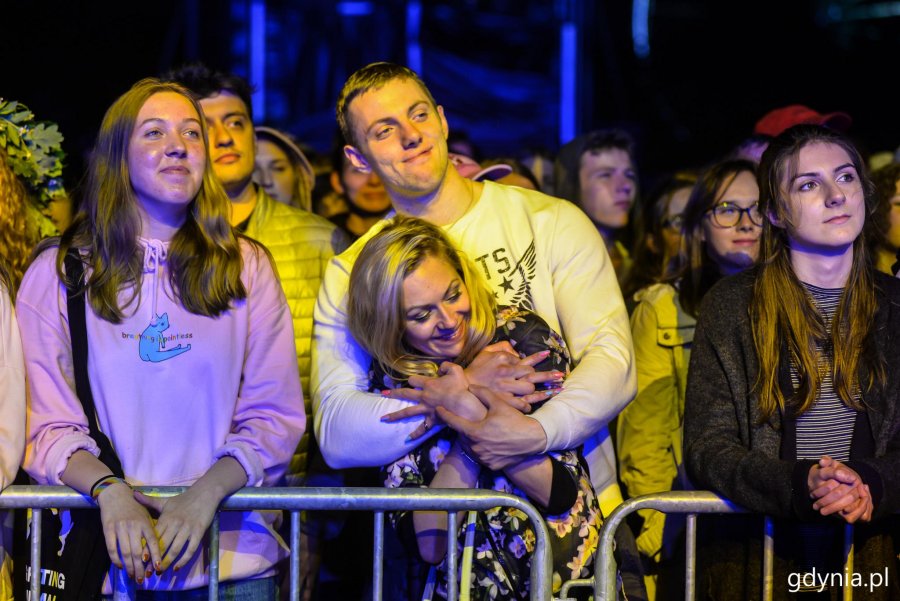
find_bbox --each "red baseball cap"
[753,105,852,137]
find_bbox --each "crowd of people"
[1,60,900,601]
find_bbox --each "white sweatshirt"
[311,181,636,497]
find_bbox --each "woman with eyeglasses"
[684,125,900,599]
[616,158,760,596]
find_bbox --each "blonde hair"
[348,216,496,380]
[58,78,249,323]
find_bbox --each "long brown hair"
[58,78,248,322]
[751,124,883,418]
[347,216,496,380]
[0,148,42,294]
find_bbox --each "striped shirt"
[791,283,859,586]
[793,283,858,462]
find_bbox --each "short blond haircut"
[336,62,437,148]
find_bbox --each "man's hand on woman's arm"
[380,344,562,441]
[437,385,548,471]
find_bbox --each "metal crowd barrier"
[0,485,552,601]
[579,490,856,601]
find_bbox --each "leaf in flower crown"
[2,120,21,147]
[31,146,49,171]
[32,148,63,180]
[11,159,37,180]
[1,99,66,211]
[32,123,64,150]
[46,157,64,178]
[10,109,34,124]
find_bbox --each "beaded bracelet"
[90,475,130,500]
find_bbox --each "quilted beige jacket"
[243,189,348,484]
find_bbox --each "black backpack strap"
[63,250,124,477]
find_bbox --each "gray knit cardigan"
[684,269,900,600]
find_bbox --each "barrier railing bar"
[594,492,875,601]
[595,491,748,601]
[30,508,41,601]
[558,577,591,600]
[4,485,551,601]
[762,516,774,600]
[843,523,853,601]
[447,510,458,601]
[685,513,696,600]
[0,486,547,513]
[209,512,220,600]
[373,510,384,601]
[290,510,300,601]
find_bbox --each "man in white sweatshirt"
[312,62,635,515]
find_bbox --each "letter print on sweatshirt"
[473,240,536,311]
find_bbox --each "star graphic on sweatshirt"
[491,241,536,311]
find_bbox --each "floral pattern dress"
[374,307,602,600]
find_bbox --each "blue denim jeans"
[102,576,276,601]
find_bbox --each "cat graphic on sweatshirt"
[139,313,191,362]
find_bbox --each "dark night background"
[3,0,898,195]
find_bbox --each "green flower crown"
[0,98,66,209]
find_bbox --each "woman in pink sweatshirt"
[16,78,304,598]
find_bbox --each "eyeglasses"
[705,202,763,228]
[662,214,684,230]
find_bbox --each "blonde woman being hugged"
[347,216,601,601]
[17,79,304,598]
[684,124,900,600]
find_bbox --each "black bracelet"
[88,474,116,498]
